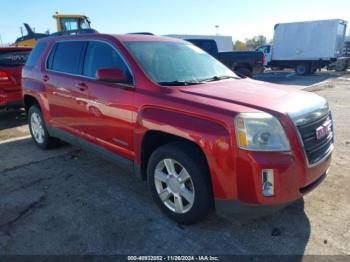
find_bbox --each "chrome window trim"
[44,38,135,87]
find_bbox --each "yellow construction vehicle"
[53,13,92,32]
[13,13,96,47]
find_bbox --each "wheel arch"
[24,94,40,114]
[135,107,236,199]
[233,63,253,77]
[233,63,252,71]
[140,130,210,181]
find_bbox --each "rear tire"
[335,62,347,72]
[28,105,60,149]
[295,63,311,75]
[147,142,213,224]
[234,67,252,78]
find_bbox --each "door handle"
[42,75,49,82]
[75,82,88,91]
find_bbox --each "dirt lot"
[253,69,345,88]
[0,74,349,256]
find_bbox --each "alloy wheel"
[30,112,45,144]
[154,158,195,214]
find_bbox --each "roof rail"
[128,32,154,35]
[50,29,98,37]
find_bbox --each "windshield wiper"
[198,75,237,83]
[158,80,201,86]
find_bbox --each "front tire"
[28,105,59,149]
[147,142,213,224]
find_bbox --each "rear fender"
[23,79,51,120]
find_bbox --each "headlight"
[235,112,291,152]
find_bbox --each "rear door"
[45,41,90,136]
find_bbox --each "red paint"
[22,34,332,207]
[0,47,32,107]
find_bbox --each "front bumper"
[215,199,291,221]
[215,170,328,220]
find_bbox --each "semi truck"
[330,35,350,71]
[256,19,347,75]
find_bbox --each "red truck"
[0,47,32,108]
[22,34,334,224]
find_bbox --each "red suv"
[22,34,333,224]
[0,47,31,108]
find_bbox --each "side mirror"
[96,68,130,84]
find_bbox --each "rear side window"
[83,41,130,78]
[48,41,85,74]
[26,42,47,68]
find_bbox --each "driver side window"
[83,41,131,81]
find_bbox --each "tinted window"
[0,50,31,66]
[83,41,130,79]
[50,41,85,74]
[46,44,56,70]
[26,42,47,68]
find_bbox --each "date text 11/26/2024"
[127,255,219,261]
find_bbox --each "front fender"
[135,107,237,199]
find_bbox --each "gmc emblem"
[316,120,331,140]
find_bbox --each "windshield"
[61,18,79,31]
[125,41,237,85]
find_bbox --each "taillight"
[0,71,9,81]
[255,54,265,65]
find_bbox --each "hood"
[178,78,328,125]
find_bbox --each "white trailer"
[256,19,347,75]
[165,34,233,52]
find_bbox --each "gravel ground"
[0,75,349,256]
[0,109,28,140]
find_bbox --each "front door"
[80,40,136,159]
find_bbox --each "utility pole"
[215,25,220,35]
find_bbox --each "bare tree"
[245,35,267,50]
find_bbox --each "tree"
[245,35,267,50]
[233,40,248,51]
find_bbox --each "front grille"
[297,112,334,166]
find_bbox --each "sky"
[0,0,349,44]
